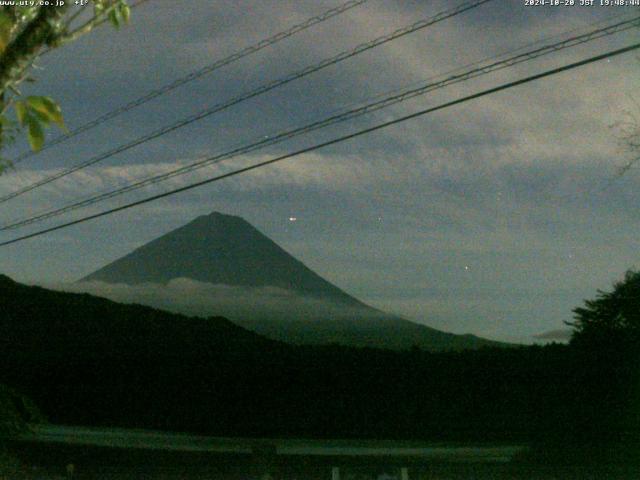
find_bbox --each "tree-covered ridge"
[569,269,640,347]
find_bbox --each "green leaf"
[25,115,44,152]
[26,96,65,129]
[108,9,122,28]
[120,3,131,23]
[14,101,27,127]
[29,108,51,127]
[94,2,105,16]
[0,12,13,54]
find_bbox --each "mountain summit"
[82,212,361,306]
[81,212,505,351]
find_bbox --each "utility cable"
[2,15,636,231]
[0,0,492,203]
[1,41,637,247]
[18,0,368,159]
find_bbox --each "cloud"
[54,278,379,322]
[533,329,573,342]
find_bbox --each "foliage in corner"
[0,446,24,478]
[611,101,640,177]
[0,384,46,478]
[0,383,47,437]
[0,0,131,171]
[565,270,640,443]
[568,269,640,348]
[14,95,65,151]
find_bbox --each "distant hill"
[80,212,504,351]
[0,274,275,362]
[0,274,293,434]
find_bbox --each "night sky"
[0,0,638,343]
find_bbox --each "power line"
[3,15,637,232]
[1,42,637,247]
[15,0,369,163]
[0,0,492,204]
[4,15,637,230]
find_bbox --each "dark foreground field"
[7,438,640,480]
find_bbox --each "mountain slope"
[237,316,502,351]
[82,212,362,306]
[80,212,505,351]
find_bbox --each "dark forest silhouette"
[0,271,638,465]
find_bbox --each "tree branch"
[56,14,107,46]
[0,5,69,96]
[56,2,128,47]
